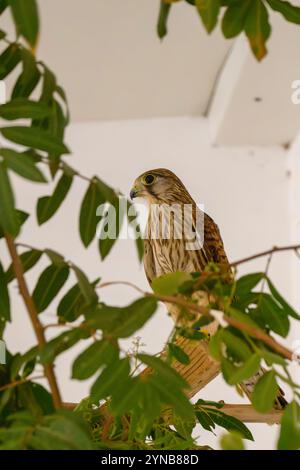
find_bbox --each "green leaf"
[57,283,83,322]
[0,0,7,14]
[72,339,118,380]
[79,180,105,247]
[0,148,46,182]
[0,126,69,155]
[6,248,42,283]
[152,272,192,296]
[109,378,141,416]
[228,307,261,329]
[39,63,56,104]
[221,358,239,383]
[0,208,28,240]
[139,382,162,430]
[0,161,19,236]
[220,431,245,450]
[48,99,67,141]
[260,294,290,337]
[10,345,38,379]
[138,353,188,389]
[208,329,223,361]
[57,279,100,323]
[222,0,251,38]
[169,343,190,365]
[12,49,41,99]
[40,328,87,364]
[204,408,253,440]
[44,249,65,266]
[8,0,39,48]
[226,354,261,385]
[235,272,263,296]
[157,1,171,39]
[32,264,69,313]
[267,0,300,24]
[91,358,130,402]
[0,98,51,120]
[0,44,21,80]
[222,329,252,362]
[95,177,117,204]
[259,350,286,366]
[277,401,300,450]
[252,370,279,412]
[149,374,194,420]
[71,264,98,306]
[29,383,54,415]
[0,260,10,322]
[244,0,271,61]
[98,199,124,260]
[195,410,215,432]
[196,0,221,33]
[135,236,144,262]
[34,410,94,450]
[37,172,73,224]
[88,298,157,338]
[114,297,157,337]
[267,278,300,320]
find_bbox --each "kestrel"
[130,168,286,409]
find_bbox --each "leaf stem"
[0,375,45,393]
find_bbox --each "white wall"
[2,116,298,449]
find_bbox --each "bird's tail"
[240,367,287,410]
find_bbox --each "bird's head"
[130,169,192,204]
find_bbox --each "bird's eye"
[143,174,155,185]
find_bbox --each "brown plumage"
[130,168,286,409]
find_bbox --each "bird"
[130,168,286,409]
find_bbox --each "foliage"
[157,0,300,61]
[0,0,299,451]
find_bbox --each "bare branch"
[231,244,300,267]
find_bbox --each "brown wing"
[143,238,156,285]
[203,213,230,267]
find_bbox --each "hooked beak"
[130,182,143,200]
[130,187,139,200]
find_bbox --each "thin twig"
[5,234,63,409]
[98,280,146,295]
[231,244,300,267]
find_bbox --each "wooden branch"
[231,244,300,267]
[5,234,62,409]
[62,401,282,424]
[212,404,282,424]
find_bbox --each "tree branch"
[214,404,282,424]
[5,234,62,409]
[99,281,297,362]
